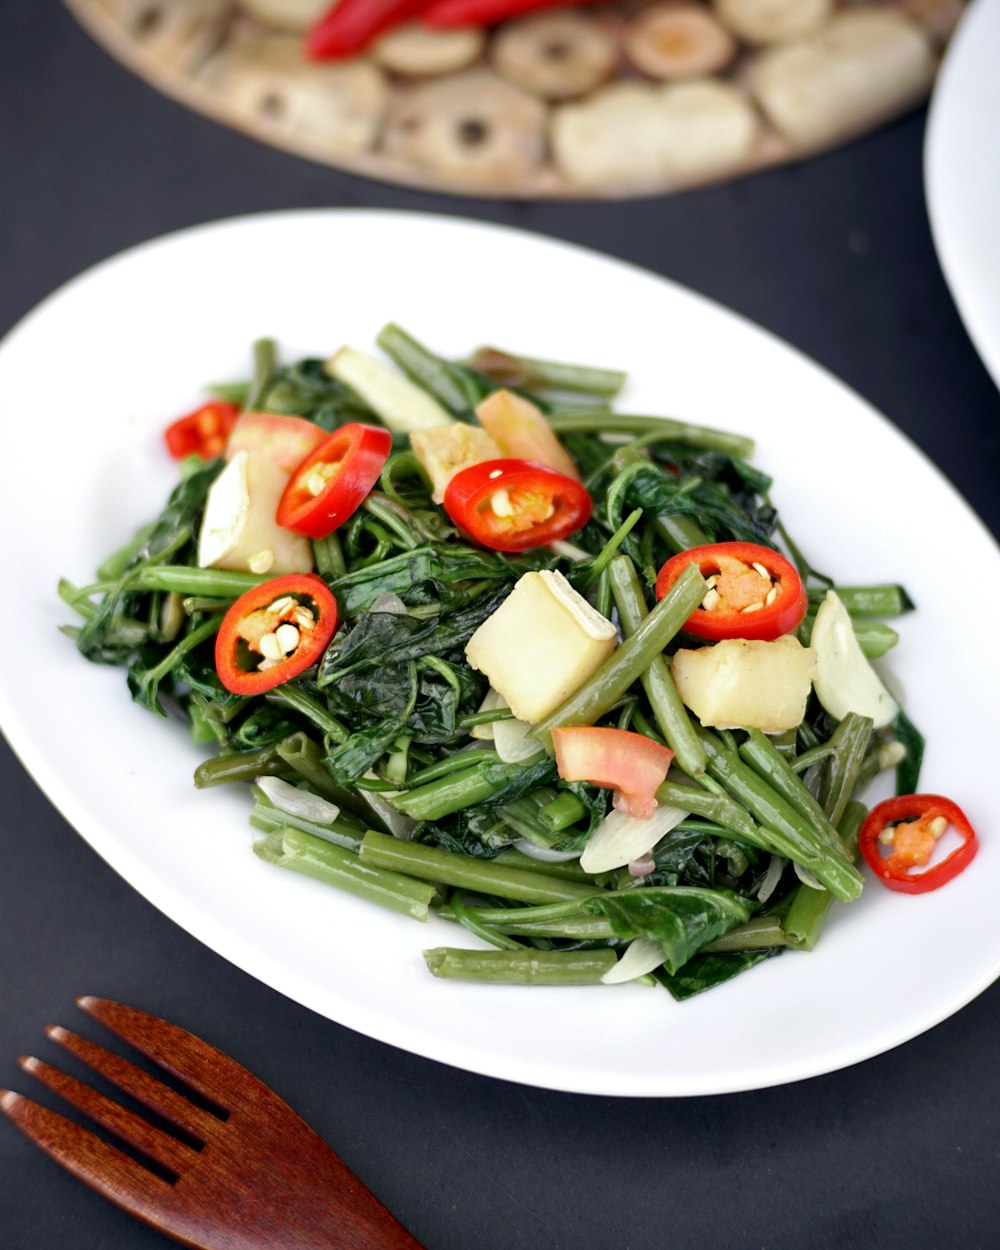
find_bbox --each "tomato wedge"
[164,401,239,460]
[225,411,326,474]
[655,541,807,641]
[551,726,674,820]
[859,794,978,894]
[215,573,338,696]
[276,422,392,539]
[443,458,592,553]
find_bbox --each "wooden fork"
[1,996,424,1249]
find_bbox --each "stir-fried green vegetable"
[61,326,923,1001]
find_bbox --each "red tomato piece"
[225,411,326,474]
[215,573,338,696]
[551,726,674,821]
[858,794,978,894]
[276,423,393,539]
[164,401,239,461]
[655,541,807,641]
[443,458,592,553]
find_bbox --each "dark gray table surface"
[3,5,1000,1249]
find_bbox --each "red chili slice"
[443,458,592,553]
[164,401,239,461]
[859,794,978,894]
[215,574,338,696]
[655,541,807,641]
[276,422,392,539]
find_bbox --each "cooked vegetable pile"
[60,324,977,1001]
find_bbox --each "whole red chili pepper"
[858,794,978,894]
[306,0,431,60]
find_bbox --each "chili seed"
[259,631,283,661]
[275,623,300,654]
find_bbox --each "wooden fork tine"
[0,1087,171,1211]
[47,1025,222,1143]
[19,1055,194,1177]
[76,996,252,1111]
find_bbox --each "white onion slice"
[255,776,341,825]
[757,853,786,902]
[601,938,667,985]
[360,770,417,840]
[514,838,581,863]
[469,687,540,762]
[580,803,689,875]
[793,861,827,891]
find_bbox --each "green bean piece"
[464,346,627,398]
[696,729,863,903]
[701,915,788,953]
[141,615,221,688]
[807,584,914,617]
[387,763,518,822]
[376,322,472,415]
[532,561,707,751]
[96,523,156,580]
[135,566,265,598]
[424,947,618,985]
[491,849,594,882]
[249,798,366,852]
[784,802,867,951]
[801,609,900,658]
[359,831,602,904]
[246,336,278,410]
[538,791,589,833]
[657,781,767,850]
[546,411,754,459]
[607,555,707,777]
[194,740,298,788]
[312,530,347,579]
[738,729,849,856]
[652,514,712,555]
[255,827,436,922]
[817,713,875,827]
[274,733,376,821]
[267,685,350,745]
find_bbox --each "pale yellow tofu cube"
[465,570,617,724]
[672,635,817,733]
[197,450,313,575]
[410,423,501,503]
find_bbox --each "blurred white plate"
[1,210,998,1096]
[925,0,1000,391]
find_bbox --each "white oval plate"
[925,0,1000,392]
[1,210,998,1097]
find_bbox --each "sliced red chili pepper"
[215,573,338,696]
[164,401,239,461]
[552,726,673,821]
[859,794,978,894]
[306,0,429,59]
[655,541,807,642]
[276,422,393,540]
[443,458,592,553]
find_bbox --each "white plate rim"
[1,207,999,1098]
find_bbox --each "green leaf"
[656,949,780,1001]
[583,886,752,974]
